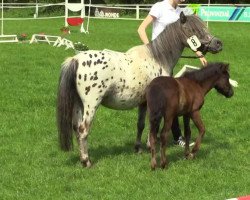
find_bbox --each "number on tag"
[187,35,201,51]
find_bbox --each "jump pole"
[207,0,210,27]
[0,0,18,43]
[65,0,91,33]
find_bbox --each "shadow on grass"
[64,130,232,167]
[65,141,136,166]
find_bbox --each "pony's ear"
[180,11,187,24]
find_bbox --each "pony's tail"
[57,58,79,151]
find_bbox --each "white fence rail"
[0,3,250,22]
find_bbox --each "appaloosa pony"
[57,12,223,167]
[146,62,234,170]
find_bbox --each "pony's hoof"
[151,161,157,170]
[186,153,194,160]
[160,161,167,169]
[146,142,151,151]
[137,148,143,154]
[81,160,92,168]
[134,145,143,154]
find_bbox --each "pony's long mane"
[147,15,207,71]
[183,62,228,83]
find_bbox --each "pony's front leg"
[183,115,192,159]
[135,102,147,153]
[190,111,205,158]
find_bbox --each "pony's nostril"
[217,40,222,47]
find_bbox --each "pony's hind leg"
[135,102,147,153]
[72,98,83,144]
[78,104,99,168]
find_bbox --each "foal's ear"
[221,63,230,71]
[224,63,230,71]
[180,11,187,24]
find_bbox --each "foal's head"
[183,62,234,98]
[214,63,234,98]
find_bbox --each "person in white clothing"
[138,0,204,147]
[138,0,207,66]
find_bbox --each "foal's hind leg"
[160,116,173,169]
[148,110,162,170]
[135,102,147,153]
[183,115,192,159]
[190,111,205,158]
[149,131,157,170]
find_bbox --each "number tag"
[187,35,201,51]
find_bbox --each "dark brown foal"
[146,62,234,170]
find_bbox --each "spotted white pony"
[57,12,223,167]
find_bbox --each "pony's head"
[214,63,234,98]
[179,12,222,54]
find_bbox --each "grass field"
[0,18,250,199]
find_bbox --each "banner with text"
[189,5,250,22]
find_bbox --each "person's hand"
[196,51,207,66]
[199,56,207,66]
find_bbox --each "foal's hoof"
[81,160,92,168]
[186,153,194,160]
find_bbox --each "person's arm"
[138,15,155,44]
[196,51,208,66]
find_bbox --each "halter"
[179,21,214,59]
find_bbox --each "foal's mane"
[147,15,207,71]
[183,62,229,83]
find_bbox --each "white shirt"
[149,0,182,40]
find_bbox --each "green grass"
[0,18,250,199]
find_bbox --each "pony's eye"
[184,27,193,35]
[206,35,212,40]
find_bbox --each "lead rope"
[180,54,204,59]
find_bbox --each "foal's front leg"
[190,111,205,158]
[135,102,147,153]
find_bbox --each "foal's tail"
[57,57,80,151]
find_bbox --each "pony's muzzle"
[209,37,223,53]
